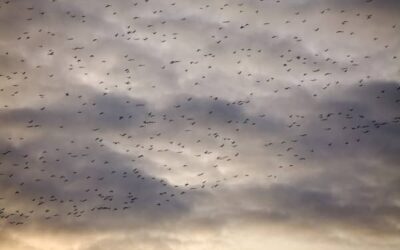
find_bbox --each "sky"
[0,0,399,249]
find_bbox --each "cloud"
[0,0,399,249]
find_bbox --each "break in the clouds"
[0,0,399,249]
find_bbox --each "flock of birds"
[0,0,399,227]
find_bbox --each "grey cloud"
[0,0,399,250]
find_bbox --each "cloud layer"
[0,0,399,249]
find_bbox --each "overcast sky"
[0,0,399,249]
